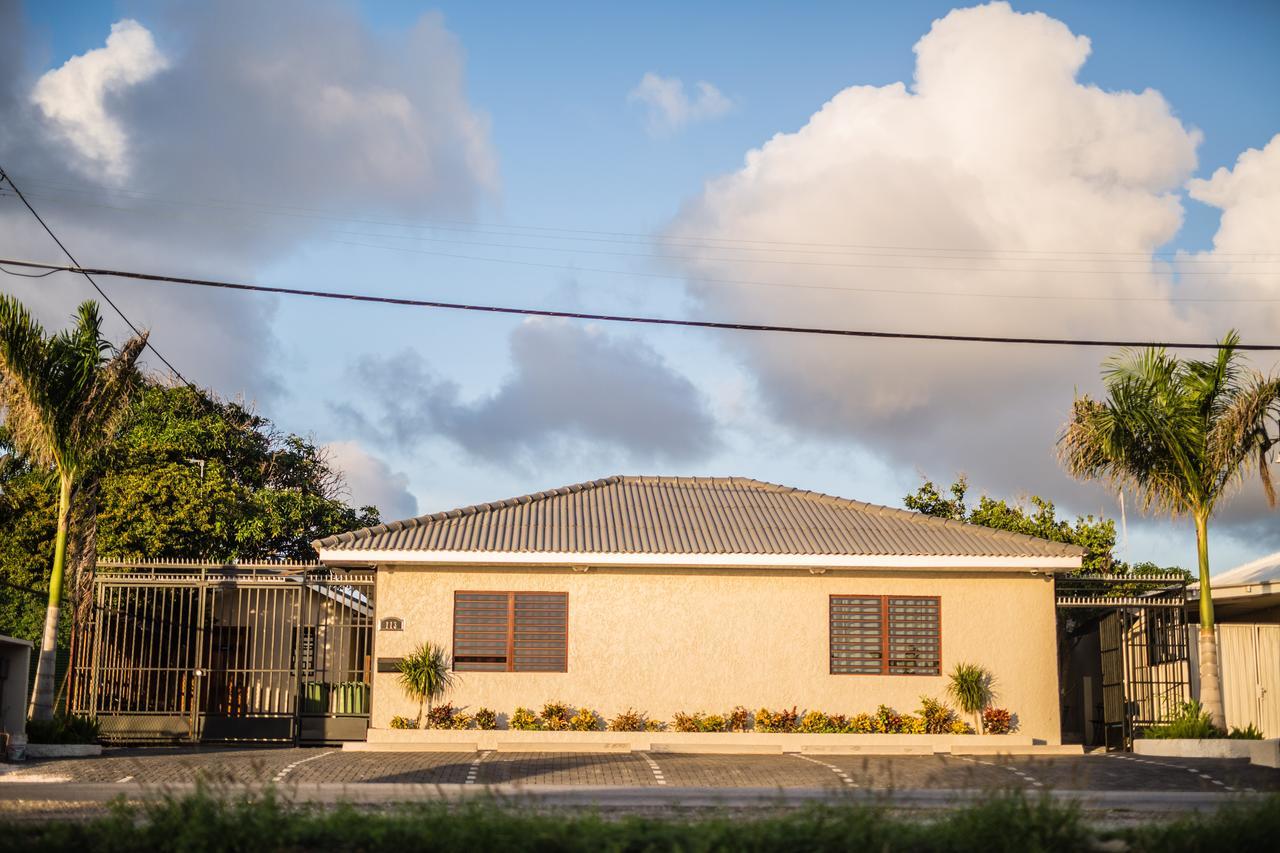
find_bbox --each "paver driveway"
[5,748,1280,792]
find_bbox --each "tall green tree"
[1059,332,1280,728]
[0,298,147,720]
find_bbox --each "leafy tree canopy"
[0,384,380,641]
[903,475,1186,577]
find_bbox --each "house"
[1188,550,1280,737]
[314,476,1084,743]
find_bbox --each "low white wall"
[349,728,1083,755]
[1134,737,1280,766]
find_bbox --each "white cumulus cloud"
[664,1,1255,512]
[30,19,169,181]
[629,72,732,135]
[323,440,419,521]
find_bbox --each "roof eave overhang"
[316,548,1082,572]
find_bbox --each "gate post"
[191,566,208,744]
[292,574,304,745]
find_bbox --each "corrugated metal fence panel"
[1218,625,1259,733]
[1256,625,1280,738]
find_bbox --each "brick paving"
[4,748,1279,791]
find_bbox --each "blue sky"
[6,1,1280,572]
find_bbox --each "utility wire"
[9,173,1279,260]
[3,257,1277,351]
[0,166,192,385]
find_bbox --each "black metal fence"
[69,560,374,744]
[1057,573,1191,749]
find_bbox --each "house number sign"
[380,617,403,631]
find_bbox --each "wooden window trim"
[829,594,941,677]
[453,590,568,673]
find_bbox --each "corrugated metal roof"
[315,476,1085,559]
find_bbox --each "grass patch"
[3,787,1277,852]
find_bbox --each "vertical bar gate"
[70,561,374,744]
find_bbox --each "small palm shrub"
[727,706,752,732]
[947,662,994,732]
[389,715,417,729]
[983,707,1015,735]
[397,642,457,727]
[569,709,602,731]
[510,707,542,731]
[1229,724,1263,740]
[607,708,649,732]
[25,713,101,744]
[474,708,498,730]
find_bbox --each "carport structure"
[67,560,374,745]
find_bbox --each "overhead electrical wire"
[0,166,193,385]
[2,256,1277,351]
[6,174,1279,262]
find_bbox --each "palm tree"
[947,662,993,733]
[397,642,457,726]
[0,296,147,720]
[1060,331,1280,728]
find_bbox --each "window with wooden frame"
[830,595,941,676]
[452,591,568,672]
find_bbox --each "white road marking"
[115,775,134,783]
[638,752,668,786]
[792,754,857,788]
[272,750,335,784]
[953,755,1044,788]
[1104,753,1251,793]
[465,751,491,785]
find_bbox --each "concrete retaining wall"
[1134,738,1279,767]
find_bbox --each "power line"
[0,166,192,385]
[9,173,1279,261]
[3,256,1278,351]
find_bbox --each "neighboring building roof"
[1190,549,1280,595]
[315,476,1084,561]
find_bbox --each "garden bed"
[1134,738,1280,767]
[352,728,1075,755]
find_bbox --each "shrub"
[727,706,752,732]
[699,714,728,733]
[983,707,1015,735]
[871,705,903,734]
[474,708,497,730]
[607,708,648,732]
[389,715,417,730]
[449,713,474,730]
[1142,701,1221,740]
[915,696,956,734]
[540,701,573,731]
[569,709,602,731]
[754,707,800,733]
[25,713,101,744]
[846,713,874,734]
[797,710,833,734]
[425,702,458,729]
[1229,723,1264,740]
[672,711,704,733]
[827,714,850,733]
[644,719,667,732]
[510,707,542,731]
[899,714,927,734]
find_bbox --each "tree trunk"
[1194,512,1226,730]
[29,473,72,721]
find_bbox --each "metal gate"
[1058,573,1191,749]
[69,560,374,744]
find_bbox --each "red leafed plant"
[982,707,1015,735]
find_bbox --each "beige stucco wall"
[371,565,1063,743]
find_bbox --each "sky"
[2,0,1279,574]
